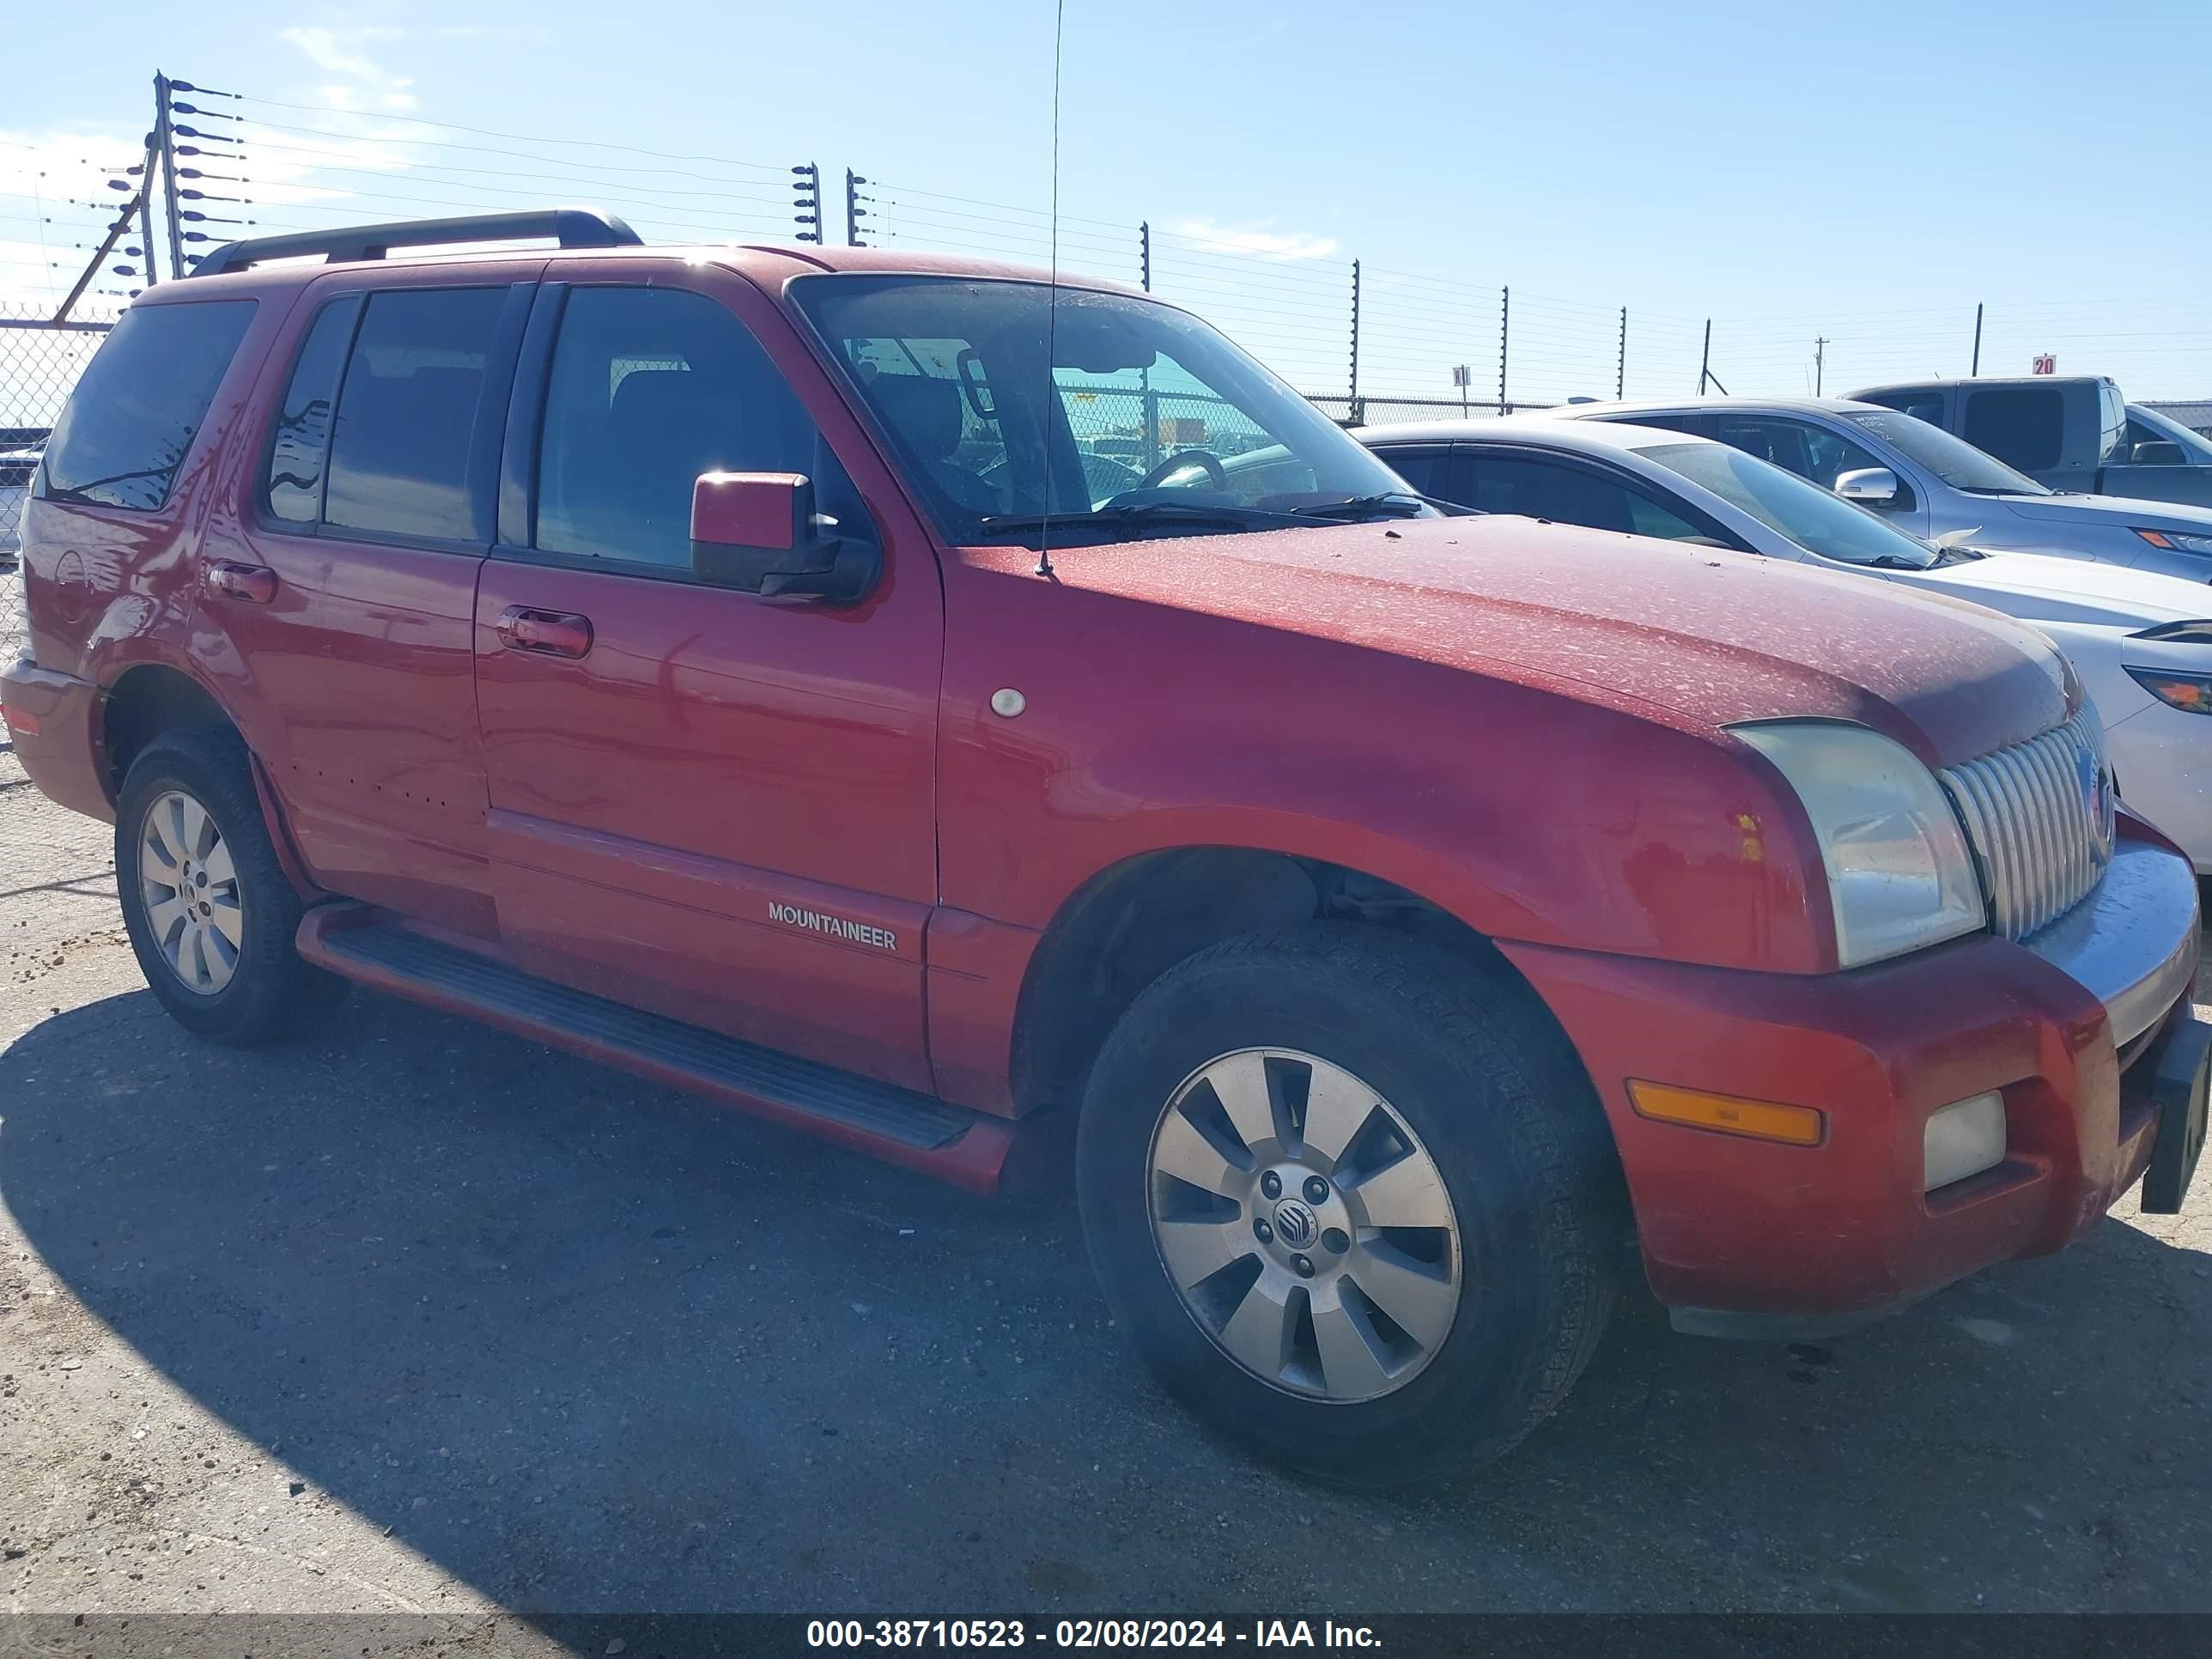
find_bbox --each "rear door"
[209,266,537,935]
[471,263,943,1091]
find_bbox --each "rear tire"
[1076,924,1617,1488]
[115,725,346,1045]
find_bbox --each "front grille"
[1939,709,2116,939]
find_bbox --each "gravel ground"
[3,739,2210,1618]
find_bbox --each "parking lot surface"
[3,741,2210,1616]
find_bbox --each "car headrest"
[867,373,963,460]
[609,368,739,444]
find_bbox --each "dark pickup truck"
[1850,375,2212,508]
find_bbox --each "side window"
[1462,453,1637,532]
[535,286,849,569]
[1624,489,1707,541]
[2098,383,2126,465]
[1863,391,1947,427]
[1709,417,1882,489]
[40,300,256,511]
[324,287,508,542]
[1963,388,2064,471]
[263,299,358,524]
[1606,411,1708,440]
[1373,445,1452,500]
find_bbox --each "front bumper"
[1501,832,2202,1335]
[0,660,110,821]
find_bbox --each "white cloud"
[1170,218,1339,262]
[277,26,417,113]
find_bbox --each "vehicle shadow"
[3,986,2209,1613]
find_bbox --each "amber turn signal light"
[1627,1081,1825,1147]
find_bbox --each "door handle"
[202,560,278,605]
[494,605,593,659]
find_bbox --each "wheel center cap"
[1270,1197,1318,1249]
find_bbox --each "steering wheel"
[1137,448,1227,490]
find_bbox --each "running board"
[296,904,1022,1194]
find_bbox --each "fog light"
[1924,1092,2006,1191]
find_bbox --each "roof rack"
[189,208,643,278]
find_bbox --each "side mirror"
[2132,441,2185,465]
[690,471,880,604]
[1834,466,1900,506]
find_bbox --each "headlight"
[1731,721,1986,969]
[2124,665,2212,714]
[2134,528,2212,556]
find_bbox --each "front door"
[471,268,943,1091]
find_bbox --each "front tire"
[1076,925,1617,1487]
[115,725,345,1045]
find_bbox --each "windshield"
[1632,441,1940,568]
[1844,408,2050,495]
[2128,404,2212,463]
[792,276,1421,545]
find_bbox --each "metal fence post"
[1348,260,1363,427]
[1139,222,1156,465]
[153,72,185,279]
[1498,287,1510,413]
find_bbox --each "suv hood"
[1892,549,2212,629]
[1996,490,2212,533]
[1042,514,2072,769]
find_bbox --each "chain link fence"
[1308,394,1560,429]
[3,304,118,664]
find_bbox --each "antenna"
[1035,0,1067,581]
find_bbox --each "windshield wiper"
[1289,492,1442,521]
[974,502,1310,540]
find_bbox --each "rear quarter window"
[39,300,257,510]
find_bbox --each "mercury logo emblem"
[2075,745,2115,866]
[1271,1198,1318,1249]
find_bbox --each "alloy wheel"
[1145,1048,1462,1403]
[137,787,244,995]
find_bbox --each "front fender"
[939,582,1830,975]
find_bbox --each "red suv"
[6,211,2206,1486]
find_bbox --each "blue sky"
[6,0,2210,401]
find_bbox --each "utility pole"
[1698,319,1711,393]
[1814,336,1828,397]
[1139,221,1151,292]
[1347,260,1362,426]
[1971,303,1984,375]
[1498,286,1510,412]
[1616,307,1627,399]
[844,169,869,246]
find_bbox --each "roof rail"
[189,208,643,278]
